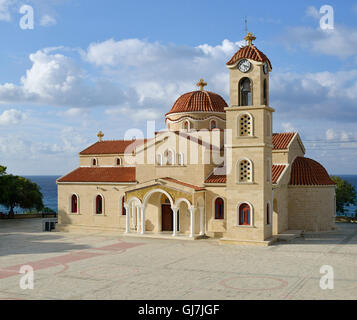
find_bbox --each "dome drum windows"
[238,159,253,183]
[238,113,253,137]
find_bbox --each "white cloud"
[282,25,357,59]
[40,14,57,27]
[0,0,12,22]
[326,128,337,140]
[282,122,297,132]
[306,6,320,19]
[0,109,26,125]
[105,106,161,122]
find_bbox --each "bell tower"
[224,32,274,242]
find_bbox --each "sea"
[0,176,60,214]
[0,175,356,216]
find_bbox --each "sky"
[0,0,357,175]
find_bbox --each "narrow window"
[238,113,252,137]
[239,77,252,106]
[263,79,267,105]
[267,203,270,225]
[183,120,190,130]
[210,120,217,130]
[92,158,97,166]
[96,195,103,214]
[178,153,184,166]
[122,197,126,215]
[238,159,252,183]
[71,194,78,213]
[156,154,162,166]
[215,198,224,219]
[166,150,175,165]
[239,203,251,226]
[116,158,121,166]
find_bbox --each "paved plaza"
[0,219,356,300]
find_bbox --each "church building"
[57,33,336,245]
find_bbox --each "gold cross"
[97,130,104,142]
[196,78,207,91]
[244,32,256,46]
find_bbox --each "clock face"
[238,59,251,73]
[263,62,269,74]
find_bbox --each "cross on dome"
[196,78,207,91]
[97,130,104,142]
[244,32,256,46]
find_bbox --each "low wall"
[0,213,57,219]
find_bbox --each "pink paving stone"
[0,241,143,280]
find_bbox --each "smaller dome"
[166,90,228,116]
[289,157,335,186]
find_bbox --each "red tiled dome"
[227,45,272,69]
[289,157,335,186]
[166,90,228,116]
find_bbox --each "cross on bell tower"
[196,78,207,91]
[244,32,256,46]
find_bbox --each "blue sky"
[0,0,357,175]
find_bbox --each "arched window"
[239,77,252,106]
[210,120,217,130]
[122,196,126,216]
[238,203,252,226]
[96,195,103,215]
[263,79,267,105]
[116,158,122,166]
[165,149,175,165]
[238,113,253,137]
[266,202,271,225]
[266,159,271,182]
[92,158,97,166]
[238,159,253,183]
[215,197,224,219]
[266,114,271,137]
[156,154,163,166]
[71,194,78,213]
[183,120,190,130]
[178,152,184,166]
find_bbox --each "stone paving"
[0,219,357,300]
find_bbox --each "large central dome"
[166,90,228,116]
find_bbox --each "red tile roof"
[80,139,148,155]
[205,173,227,184]
[273,133,295,150]
[166,90,228,116]
[161,177,205,191]
[57,167,136,183]
[272,165,286,184]
[289,157,335,186]
[226,45,272,69]
[205,164,287,184]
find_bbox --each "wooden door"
[162,204,173,231]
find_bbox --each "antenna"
[244,16,248,35]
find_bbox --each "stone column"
[171,206,178,237]
[136,206,140,233]
[141,206,145,235]
[199,206,204,236]
[125,204,130,233]
[189,206,196,238]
